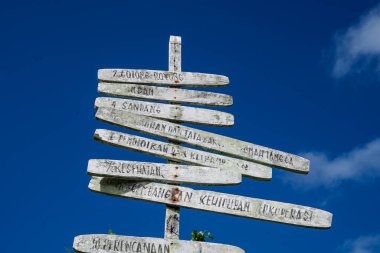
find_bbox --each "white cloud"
[333,4,380,78]
[342,234,380,253]
[284,138,380,189]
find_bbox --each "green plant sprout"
[191,230,214,242]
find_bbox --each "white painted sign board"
[95,97,234,126]
[73,234,245,253]
[98,69,229,87]
[87,159,242,185]
[89,177,333,229]
[94,129,272,180]
[96,107,309,173]
[98,82,233,106]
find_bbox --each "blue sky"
[1,0,380,252]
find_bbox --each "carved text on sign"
[98,69,229,87]
[94,129,272,180]
[89,177,333,228]
[88,159,241,185]
[96,107,309,173]
[95,97,234,126]
[73,234,245,253]
[98,83,233,106]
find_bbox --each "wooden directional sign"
[87,159,242,185]
[98,82,233,107]
[73,234,245,253]
[95,97,234,126]
[98,69,229,87]
[89,177,333,229]
[71,36,333,253]
[94,129,272,180]
[96,107,309,173]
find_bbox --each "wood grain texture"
[98,69,229,87]
[93,129,272,180]
[95,97,234,127]
[73,234,245,253]
[89,177,333,229]
[98,82,233,106]
[87,159,242,185]
[96,107,309,173]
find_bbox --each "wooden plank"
[96,107,310,173]
[98,69,229,87]
[73,234,245,253]
[95,97,234,127]
[87,159,242,185]
[89,177,333,229]
[93,129,272,180]
[98,82,233,107]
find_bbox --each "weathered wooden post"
[164,35,182,240]
[73,36,333,253]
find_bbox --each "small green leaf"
[191,229,214,242]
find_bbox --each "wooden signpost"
[87,159,242,185]
[74,234,244,253]
[94,129,272,180]
[89,177,332,229]
[95,107,309,173]
[165,36,182,240]
[95,97,234,126]
[98,69,229,87]
[72,36,333,253]
[98,83,233,106]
